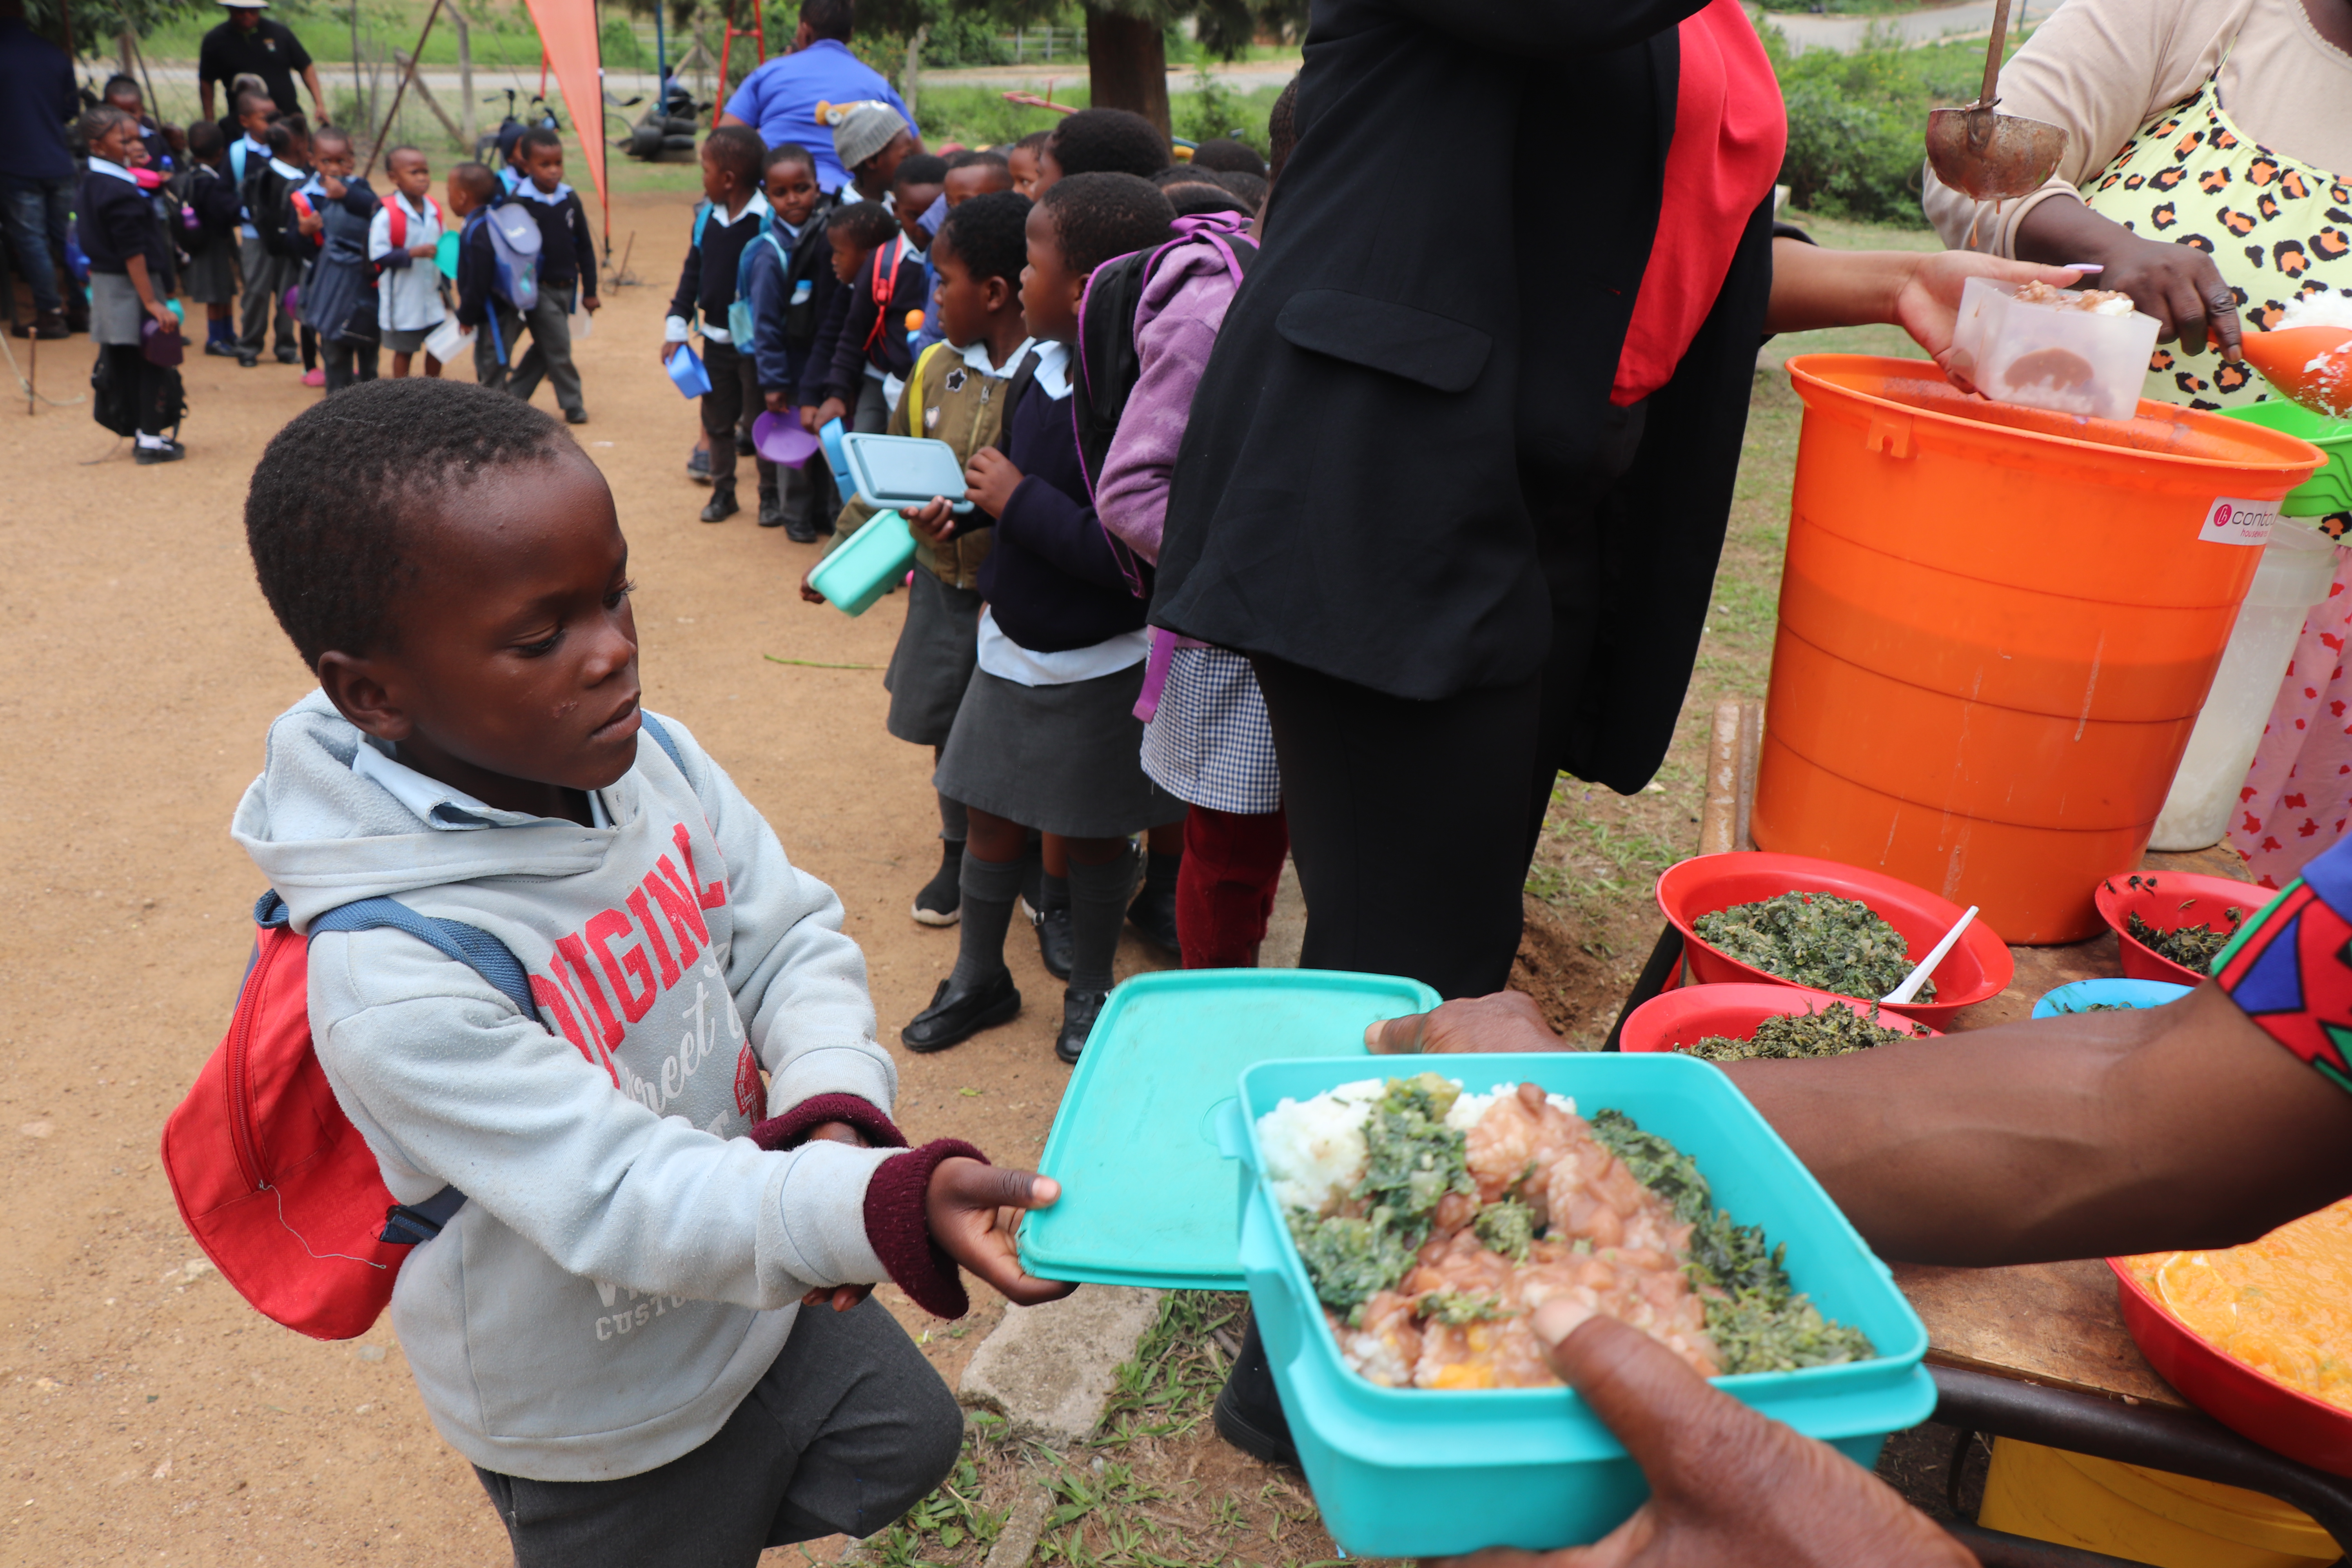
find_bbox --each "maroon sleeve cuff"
[750,1093,906,1153]
[862,1138,985,1319]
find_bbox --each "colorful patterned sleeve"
[2213,841,2352,1095]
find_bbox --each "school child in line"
[664,125,775,524]
[368,145,446,379]
[801,191,1033,926]
[446,162,510,388]
[890,154,948,254]
[812,170,929,436]
[234,374,1071,1568]
[229,91,294,368]
[909,150,1012,359]
[907,174,1187,1064]
[830,100,915,206]
[740,141,839,537]
[103,73,172,173]
[799,201,899,438]
[289,125,381,393]
[1035,109,1169,192]
[1006,130,1047,199]
[254,116,321,382]
[182,120,245,358]
[508,125,599,423]
[78,106,184,464]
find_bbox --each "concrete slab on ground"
[958,1285,1162,1446]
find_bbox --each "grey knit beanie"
[831,101,910,173]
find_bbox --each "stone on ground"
[958,1286,1161,1445]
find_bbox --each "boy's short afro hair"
[702,124,765,187]
[893,152,948,190]
[826,199,901,250]
[1216,168,1268,210]
[1044,108,1168,180]
[947,147,1009,171]
[763,138,817,174]
[517,123,562,158]
[1161,179,1250,220]
[451,161,498,202]
[1037,172,1174,277]
[935,189,1031,287]
[1189,138,1265,178]
[245,379,576,670]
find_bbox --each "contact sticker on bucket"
[2199,496,2279,546]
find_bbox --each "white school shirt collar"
[955,335,1036,377]
[269,156,306,181]
[1029,339,1072,401]
[352,740,612,830]
[87,157,138,185]
[512,179,574,206]
[240,134,269,156]
[705,190,770,229]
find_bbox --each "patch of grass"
[860,1412,1013,1568]
[1097,1291,1246,1442]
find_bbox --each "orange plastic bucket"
[1752,356,2323,943]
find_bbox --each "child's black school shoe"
[10,310,69,340]
[1127,879,1181,960]
[686,444,712,484]
[274,346,299,365]
[700,488,739,523]
[902,968,1020,1052]
[134,439,187,466]
[785,517,818,544]
[757,488,786,528]
[564,407,588,425]
[237,348,259,368]
[1033,899,1073,982]
[203,338,239,357]
[911,839,962,925]
[1212,1324,1301,1468]
[735,427,755,456]
[1054,986,1110,1064]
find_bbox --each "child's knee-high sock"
[949,850,1024,988]
[939,790,968,845]
[1067,845,1137,995]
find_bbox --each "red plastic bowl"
[1655,852,2013,1029]
[1618,982,1940,1055]
[2094,872,2270,987]
[2108,1258,2352,1477]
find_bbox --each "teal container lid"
[2220,401,2352,517]
[807,509,917,617]
[435,229,459,280]
[1020,968,1438,1289]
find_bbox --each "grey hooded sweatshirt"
[233,691,904,1482]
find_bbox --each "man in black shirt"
[197,0,327,127]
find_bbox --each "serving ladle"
[1924,0,2069,204]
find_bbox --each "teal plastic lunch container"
[806,510,917,617]
[1022,968,1434,1288]
[1216,1052,1935,1559]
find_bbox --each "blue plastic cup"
[666,344,712,399]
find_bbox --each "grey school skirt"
[884,568,982,748]
[935,661,1188,839]
[89,271,147,346]
[382,325,431,353]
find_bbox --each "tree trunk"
[117,27,134,78]
[448,7,477,148]
[1083,5,1170,144]
[901,22,929,131]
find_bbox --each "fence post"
[448,7,475,148]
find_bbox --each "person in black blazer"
[1153,0,2077,1009]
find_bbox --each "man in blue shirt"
[717,0,916,196]
[0,0,85,338]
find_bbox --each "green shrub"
[1766,25,1994,227]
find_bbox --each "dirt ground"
[0,186,1189,1566]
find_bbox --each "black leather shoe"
[1127,877,1181,959]
[237,349,259,368]
[700,488,739,523]
[1212,1317,1300,1467]
[564,407,589,425]
[134,439,187,466]
[1034,899,1073,982]
[902,969,1020,1053]
[274,346,299,365]
[784,517,818,543]
[735,427,755,456]
[757,488,785,527]
[911,840,961,926]
[1054,986,1109,1064]
[203,338,239,357]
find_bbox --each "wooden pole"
[394,49,466,147]
[363,0,445,178]
[447,7,476,148]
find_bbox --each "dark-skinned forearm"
[1725,984,2352,1265]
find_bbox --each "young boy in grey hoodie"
[233,376,1072,1567]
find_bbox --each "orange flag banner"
[521,0,609,248]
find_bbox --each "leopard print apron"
[2083,68,2352,414]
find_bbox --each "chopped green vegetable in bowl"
[2125,908,2241,972]
[1684,1004,1922,1063]
[1693,890,1925,1002]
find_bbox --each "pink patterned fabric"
[2231,562,2352,889]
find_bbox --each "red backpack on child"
[160,717,690,1340]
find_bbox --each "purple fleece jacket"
[1095,222,1251,566]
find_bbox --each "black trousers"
[699,339,775,497]
[321,335,378,392]
[474,1297,964,1568]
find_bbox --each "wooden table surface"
[1891,841,2259,1410]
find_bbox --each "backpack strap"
[690,198,712,252]
[637,710,686,771]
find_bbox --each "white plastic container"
[2151,522,2344,850]
[1947,277,2162,422]
[421,313,473,366]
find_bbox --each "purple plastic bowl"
[752,411,821,468]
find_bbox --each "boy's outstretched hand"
[925,1158,1076,1307]
[799,564,827,605]
[963,448,1021,518]
[904,497,956,546]
[1431,1308,1970,1568]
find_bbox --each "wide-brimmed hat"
[218,0,273,10]
[828,100,909,172]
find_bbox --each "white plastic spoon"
[1882,906,1979,1006]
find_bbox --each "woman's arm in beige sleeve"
[1922,0,2234,256]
